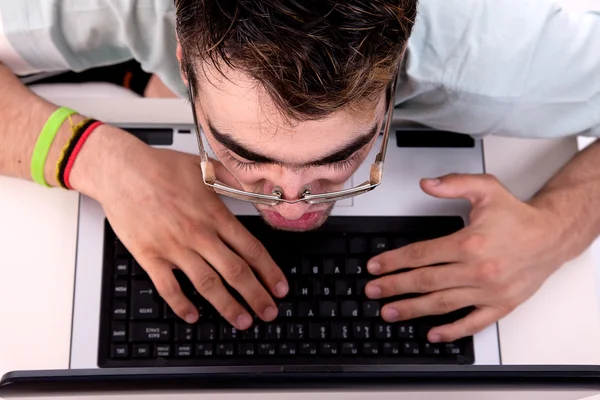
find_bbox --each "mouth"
[261,209,331,231]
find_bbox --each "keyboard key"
[195,302,216,320]
[111,323,127,342]
[129,322,170,342]
[264,324,284,340]
[111,344,128,358]
[131,260,146,276]
[341,300,360,317]
[319,301,338,318]
[331,322,351,340]
[155,344,171,358]
[287,323,306,340]
[424,343,442,356]
[163,303,177,319]
[356,278,369,296]
[323,258,343,275]
[175,324,195,342]
[295,280,312,296]
[445,343,462,356]
[309,322,328,340]
[298,302,318,318]
[314,280,333,297]
[238,343,255,356]
[176,344,193,357]
[362,342,379,355]
[320,343,338,355]
[299,342,318,355]
[196,343,214,357]
[114,259,130,276]
[363,301,380,318]
[257,343,277,356]
[279,343,296,355]
[197,323,216,341]
[130,280,159,319]
[221,324,239,340]
[398,324,416,340]
[375,324,393,339]
[243,324,262,340]
[349,237,368,254]
[392,237,410,249]
[113,280,129,298]
[353,322,372,339]
[382,342,400,355]
[217,343,235,356]
[371,237,389,254]
[335,280,354,296]
[303,236,346,254]
[114,240,128,257]
[112,301,127,320]
[403,342,420,356]
[341,342,358,355]
[301,258,321,275]
[278,302,294,318]
[132,344,150,358]
[345,259,365,275]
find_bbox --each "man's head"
[175,0,418,231]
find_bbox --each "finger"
[365,264,474,299]
[176,250,254,330]
[199,239,279,322]
[218,220,289,298]
[426,306,503,343]
[380,288,478,323]
[144,258,198,324]
[420,173,505,206]
[367,233,463,275]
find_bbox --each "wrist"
[68,124,148,200]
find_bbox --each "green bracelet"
[31,107,77,187]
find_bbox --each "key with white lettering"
[130,280,159,319]
[129,322,170,342]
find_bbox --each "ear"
[176,42,189,86]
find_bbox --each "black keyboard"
[98,216,475,367]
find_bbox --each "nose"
[262,172,314,220]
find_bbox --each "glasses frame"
[188,72,398,206]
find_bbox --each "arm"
[530,140,600,263]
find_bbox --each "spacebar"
[300,237,346,254]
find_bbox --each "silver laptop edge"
[69,123,501,368]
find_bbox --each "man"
[0,0,598,344]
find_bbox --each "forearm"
[529,140,600,262]
[0,62,145,196]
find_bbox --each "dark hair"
[176,0,418,120]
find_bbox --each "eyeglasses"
[187,73,398,206]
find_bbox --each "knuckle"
[482,173,499,185]
[195,272,221,293]
[434,295,455,314]
[406,243,426,263]
[224,260,250,283]
[414,271,437,293]
[475,260,503,284]
[242,239,266,263]
[459,233,487,255]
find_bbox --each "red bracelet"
[63,120,104,190]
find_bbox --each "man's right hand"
[70,124,289,330]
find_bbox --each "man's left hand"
[365,173,567,344]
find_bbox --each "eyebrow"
[208,121,379,168]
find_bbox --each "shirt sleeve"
[0,0,186,96]
[395,0,600,139]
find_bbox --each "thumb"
[420,173,502,206]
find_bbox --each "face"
[189,64,387,231]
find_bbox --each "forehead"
[195,65,384,162]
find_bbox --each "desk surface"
[0,96,599,380]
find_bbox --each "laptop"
[66,117,501,372]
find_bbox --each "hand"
[364,173,566,343]
[70,126,289,330]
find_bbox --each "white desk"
[0,96,599,380]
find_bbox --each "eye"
[223,151,263,172]
[330,151,364,172]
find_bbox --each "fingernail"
[368,262,381,274]
[365,284,382,299]
[185,313,197,324]
[275,281,289,297]
[429,333,442,343]
[382,308,399,321]
[425,178,441,186]
[236,313,253,330]
[263,306,278,321]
